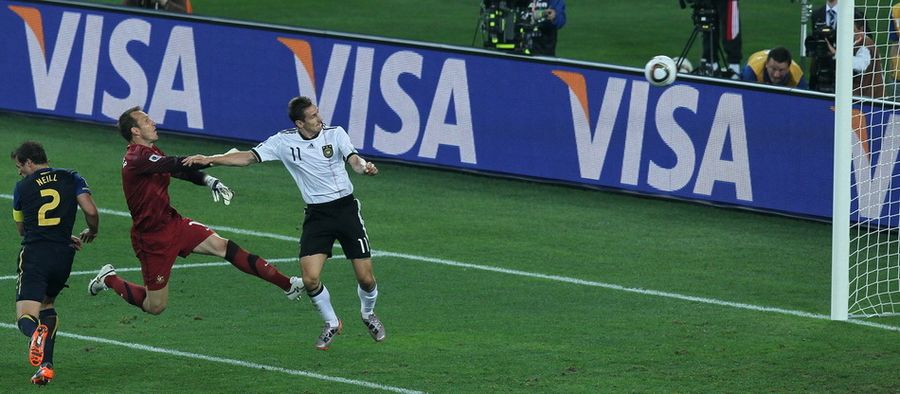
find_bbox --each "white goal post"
[832,0,900,320]
[831,0,853,321]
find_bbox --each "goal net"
[833,0,900,319]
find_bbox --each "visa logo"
[278,38,477,164]
[553,71,753,201]
[9,5,203,127]
[851,109,900,220]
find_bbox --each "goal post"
[832,0,900,319]
[831,0,853,321]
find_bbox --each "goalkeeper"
[86,107,304,315]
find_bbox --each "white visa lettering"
[648,85,698,192]
[76,15,103,115]
[287,44,476,163]
[567,78,627,180]
[21,12,81,110]
[287,44,372,146]
[17,10,203,123]
[854,113,900,219]
[418,58,477,164]
[560,75,751,200]
[147,26,204,128]
[621,80,649,185]
[317,44,352,127]
[101,18,151,120]
[372,50,423,155]
[693,93,752,201]
[347,47,374,148]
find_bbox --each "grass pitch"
[1,112,898,392]
[3,1,899,392]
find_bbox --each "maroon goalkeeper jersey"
[122,144,206,233]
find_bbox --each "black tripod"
[677,4,732,78]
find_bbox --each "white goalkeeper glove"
[203,175,233,206]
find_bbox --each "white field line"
[0,323,422,394]
[3,194,898,333]
[0,257,309,281]
[0,257,423,392]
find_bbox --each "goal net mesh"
[847,0,900,317]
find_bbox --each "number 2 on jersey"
[38,189,61,226]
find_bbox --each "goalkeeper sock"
[38,309,57,364]
[225,240,291,291]
[308,284,340,327]
[105,275,148,311]
[357,283,378,319]
[17,314,38,337]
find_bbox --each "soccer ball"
[644,55,677,87]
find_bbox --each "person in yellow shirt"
[741,47,808,88]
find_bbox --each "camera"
[481,0,543,54]
[679,0,717,31]
[677,0,737,78]
[805,23,836,59]
[805,23,836,92]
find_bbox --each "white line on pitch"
[0,194,303,243]
[2,194,896,332]
[0,257,313,281]
[374,252,900,333]
[0,323,422,393]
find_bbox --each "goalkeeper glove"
[203,175,234,206]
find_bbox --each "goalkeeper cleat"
[315,320,342,351]
[285,276,304,301]
[89,264,116,296]
[362,314,386,342]
[29,325,48,366]
[31,363,54,386]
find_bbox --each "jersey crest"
[322,144,334,158]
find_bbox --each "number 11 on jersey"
[289,147,303,161]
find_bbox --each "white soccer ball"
[644,55,678,87]
[671,57,693,74]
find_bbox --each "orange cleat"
[29,325,48,367]
[31,363,54,385]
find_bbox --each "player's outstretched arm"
[348,154,378,176]
[183,149,257,167]
[76,192,99,244]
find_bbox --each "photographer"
[742,47,808,88]
[123,0,192,13]
[806,12,883,97]
[481,0,566,56]
[700,0,743,77]
[526,0,567,56]
[811,0,838,28]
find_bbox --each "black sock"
[17,314,38,337]
[39,309,58,364]
[225,240,291,290]
[307,284,323,297]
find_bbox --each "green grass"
[1,112,899,392]
[4,1,900,392]
[80,0,805,69]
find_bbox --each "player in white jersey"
[183,96,384,350]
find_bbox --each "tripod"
[677,5,732,78]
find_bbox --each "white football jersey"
[252,126,357,204]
